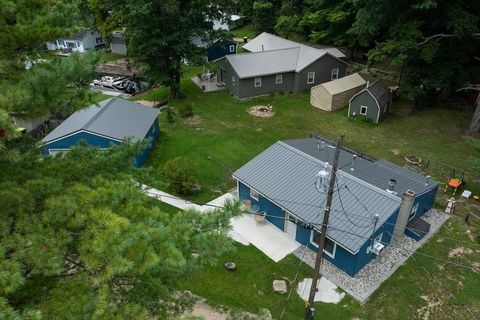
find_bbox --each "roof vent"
[425,175,430,186]
[317,139,325,151]
[350,154,357,171]
[387,178,396,193]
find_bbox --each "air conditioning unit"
[371,241,385,255]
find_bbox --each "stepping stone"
[273,280,287,294]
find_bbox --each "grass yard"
[135,65,480,319]
[230,24,259,41]
[138,66,478,202]
[177,218,480,320]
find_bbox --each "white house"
[46,29,104,53]
[212,14,245,31]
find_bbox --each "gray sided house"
[41,98,159,167]
[348,80,392,123]
[233,137,438,276]
[111,31,127,55]
[215,33,348,99]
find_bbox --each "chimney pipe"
[366,80,370,87]
[387,178,396,193]
[392,189,416,243]
[350,154,357,171]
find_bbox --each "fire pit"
[248,105,275,118]
[405,155,422,165]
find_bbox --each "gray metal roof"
[243,32,346,61]
[233,141,402,253]
[283,138,438,196]
[225,48,299,79]
[365,80,392,107]
[67,29,91,41]
[42,98,159,144]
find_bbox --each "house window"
[310,230,336,258]
[331,68,339,80]
[360,106,368,115]
[275,74,283,84]
[409,203,419,221]
[254,77,262,87]
[96,37,103,44]
[232,76,236,86]
[229,45,235,53]
[250,188,260,201]
[307,72,315,84]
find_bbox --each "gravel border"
[294,209,449,303]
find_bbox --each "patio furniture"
[255,211,266,223]
[250,204,260,214]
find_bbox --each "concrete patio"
[142,185,300,262]
[191,74,225,92]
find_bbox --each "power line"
[144,188,480,249]
[391,230,480,320]
[279,245,309,319]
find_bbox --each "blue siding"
[236,181,403,276]
[206,40,236,61]
[134,119,160,167]
[411,186,438,220]
[41,119,160,168]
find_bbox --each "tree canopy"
[0,142,238,319]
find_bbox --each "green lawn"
[230,24,259,41]
[138,66,478,203]
[177,218,480,320]
[136,65,480,319]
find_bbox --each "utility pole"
[305,133,345,320]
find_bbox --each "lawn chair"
[444,171,465,196]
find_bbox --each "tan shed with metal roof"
[310,73,366,111]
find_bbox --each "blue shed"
[232,137,438,276]
[41,97,159,167]
[191,36,237,61]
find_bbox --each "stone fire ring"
[248,105,275,118]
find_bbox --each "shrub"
[162,157,199,195]
[178,103,193,118]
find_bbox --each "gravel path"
[294,209,448,303]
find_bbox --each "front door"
[284,212,297,239]
[218,68,225,84]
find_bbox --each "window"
[232,76,236,86]
[310,230,336,258]
[229,45,235,53]
[360,106,368,115]
[307,72,315,84]
[250,188,260,200]
[254,77,262,87]
[331,68,339,80]
[96,37,103,44]
[409,203,419,221]
[275,74,283,84]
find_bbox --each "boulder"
[273,280,287,294]
[224,262,237,272]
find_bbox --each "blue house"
[191,36,237,62]
[232,137,438,276]
[41,97,159,167]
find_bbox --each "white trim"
[275,74,283,84]
[250,188,260,200]
[284,210,297,239]
[310,230,336,258]
[360,105,368,115]
[42,129,123,146]
[331,68,339,80]
[375,232,383,243]
[307,72,315,84]
[254,77,262,87]
[296,52,349,72]
[48,148,71,156]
